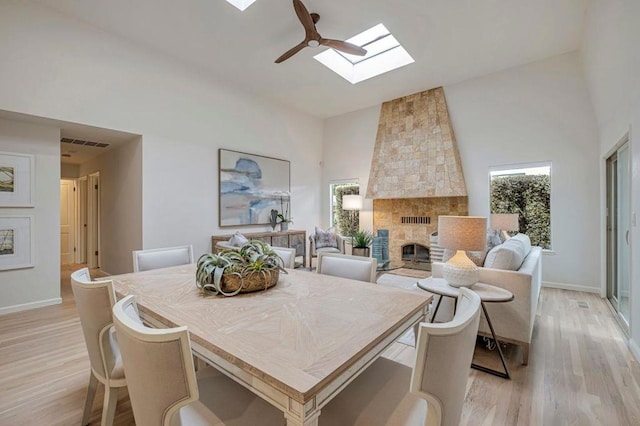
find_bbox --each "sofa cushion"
[483,238,526,270]
[315,226,338,249]
[510,233,531,255]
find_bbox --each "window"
[490,163,551,249]
[314,24,414,84]
[329,181,359,236]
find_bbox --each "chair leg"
[522,343,530,365]
[101,386,118,426]
[81,371,99,426]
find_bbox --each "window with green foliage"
[490,164,551,249]
[330,182,359,236]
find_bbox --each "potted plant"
[277,213,293,231]
[351,229,373,257]
[196,240,287,296]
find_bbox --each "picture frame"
[0,216,34,271]
[218,149,290,227]
[0,151,35,207]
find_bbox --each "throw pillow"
[315,226,338,249]
[228,232,248,247]
[483,238,526,270]
[510,233,532,255]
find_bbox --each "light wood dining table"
[110,264,432,426]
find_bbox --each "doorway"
[60,179,76,265]
[606,138,631,332]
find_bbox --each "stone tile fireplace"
[366,87,469,266]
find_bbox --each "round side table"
[417,277,514,379]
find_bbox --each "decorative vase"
[352,247,370,257]
[280,222,289,231]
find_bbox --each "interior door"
[77,177,88,264]
[60,179,76,265]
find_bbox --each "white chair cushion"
[316,247,341,254]
[483,238,526,270]
[319,256,375,283]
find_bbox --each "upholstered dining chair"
[112,295,283,426]
[319,288,481,426]
[271,246,297,269]
[131,245,194,272]
[317,253,378,283]
[71,268,127,426]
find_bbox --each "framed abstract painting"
[218,149,290,227]
[0,151,34,207]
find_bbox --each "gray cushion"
[315,226,338,249]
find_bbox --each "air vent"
[60,138,110,148]
[401,216,431,224]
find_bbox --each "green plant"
[334,184,359,236]
[490,174,551,249]
[196,240,287,296]
[352,229,373,248]
[277,213,293,224]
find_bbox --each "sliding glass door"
[606,140,631,329]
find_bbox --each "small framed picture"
[0,151,35,207]
[0,216,34,270]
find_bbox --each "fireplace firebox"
[401,243,430,264]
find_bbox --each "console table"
[212,230,306,268]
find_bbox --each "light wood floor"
[0,265,639,425]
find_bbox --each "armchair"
[309,233,346,269]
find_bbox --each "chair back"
[410,288,481,426]
[132,245,194,272]
[113,295,199,426]
[70,268,118,381]
[317,253,378,283]
[271,246,296,269]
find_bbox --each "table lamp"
[491,213,519,241]
[438,216,488,287]
[342,195,363,235]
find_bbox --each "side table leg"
[471,302,511,379]
[430,296,443,323]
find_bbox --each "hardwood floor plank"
[0,268,638,425]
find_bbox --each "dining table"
[110,264,432,426]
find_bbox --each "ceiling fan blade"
[293,0,319,39]
[275,41,307,63]
[321,39,367,56]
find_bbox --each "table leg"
[284,411,320,426]
[471,302,511,379]
[430,295,443,323]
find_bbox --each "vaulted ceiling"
[33,0,588,118]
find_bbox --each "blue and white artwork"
[219,149,290,227]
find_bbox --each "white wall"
[582,0,640,360]
[0,118,61,313]
[323,52,601,290]
[79,138,143,274]
[0,1,323,280]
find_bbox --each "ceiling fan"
[275,0,367,63]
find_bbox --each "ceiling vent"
[61,138,109,148]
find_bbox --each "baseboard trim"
[542,281,600,294]
[629,338,640,363]
[0,297,62,316]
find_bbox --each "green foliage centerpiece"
[196,240,287,296]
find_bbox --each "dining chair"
[271,246,297,269]
[71,268,127,426]
[131,245,194,272]
[319,288,481,426]
[317,252,378,283]
[112,295,284,426]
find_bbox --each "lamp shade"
[342,195,363,211]
[490,213,519,231]
[438,216,487,251]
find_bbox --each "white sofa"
[431,235,542,365]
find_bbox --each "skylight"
[314,24,414,84]
[225,0,257,11]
